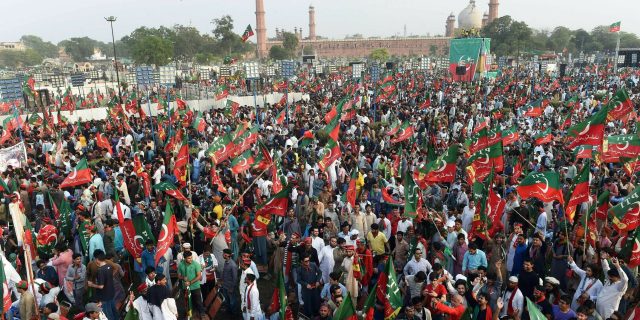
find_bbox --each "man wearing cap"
[38,281,61,310]
[596,252,628,319]
[176,242,200,265]
[500,276,523,319]
[17,280,36,320]
[126,283,153,320]
[83,303,103,320]
[341,245,359,302]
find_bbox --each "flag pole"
[614,27,621,74]
[22,230,40,318]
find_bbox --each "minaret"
[488,0,499,23]
[482,12,489,27]
[255,0,267,59]
[308,5,317,40]
[446,13,456,37]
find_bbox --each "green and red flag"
[155,202,177,265]
[252,141,273,172]
[468,142,504,182]
[255,187,291,217]
[559,113,572,130]
[362,280,378,320]
[404,170,420,218]
[413,144,459,188]
[610,21,621,32]
[96,132,113,155]
[230,150,255,174]
[269,272,294,320]
[611,187,640,231]
[174,137,189,170]
[215,85,229,101]
[603,134,640,162]
[390,121,414,144]
[318,139,341,172]
[152,181,188,201]
[534,128,553,145]
[620,230,640,268]
[299,130,314,148]
[487,128,502,146]
[28,112,43,126]
[343,169,358,208]
[386,119,401,136]
[333,292,358,320]
[275,109,286,125]
[622,156,640,176]
[206,134,233,164]
[230,124,259,158]
[523,98,546,117]
[588,190,610,220]
[114,188,143,258]
[225,99,240,117]
[516,171,564,204]
[567,106,608,148]
[466,127,489,155]
[565,161,590,222]
[59,158,92,189]
[501,126,519,146]
[191,111,206,132]
[526,297,549,320]
[375,258,402,320]
[241,24,255,42]
[574,145,594,160]
[0,255,11,314]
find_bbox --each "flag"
[523,98,545,117]
[115,188,143,258]
[487,128,502,146]
[124,307,139,320]
[155,202,177,265]
[0,255,11,313]
[468,142,504,183]
[610,21,621,32]
[96,133,113,155]
[621,231,640,268]
[386,119,401,136]
[241,24,255,42]
[275,109,286,125]
[390,121,414,144]
[603,134,640,162]
[472,168,494,239]
[526,297,548,320]
[567,107,607,148]
[566,162,590,222]
[534,129,553,145]
[174,138,189,169]
[516,171,564,204]
[206,134,233,164]
[611,187,640,231]
[344,169,358,208]
[255,187,290,217]
[574,145,594,160]
[269,272,293,320]
[215,85,229,101]
[413,144,459,188]
[230,150,255,175]
[375,258,402,320]
[607,88,633,121]
[559,113,572,130]
[587,190,611,220]
[153,181,188,201]
[225,100,240,117]
[622,156,640,176]
[299,130,314,148]
[466,128,489,155]
[501,127,519,146]
[59,158,92,189]
[333,292,358,320]
[404,171,420,218]
[318,139,341,172]
[191,111,206,132]
[362,280,378,319]
[323,118,340,142]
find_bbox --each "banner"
[0,142,26,172]
[449,38,491,82]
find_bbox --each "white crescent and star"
[577,123,591,136]
[158,225,169,242]
[68,170,78,180]
[539,175,550,193]
[619,141,630,151]
[434,159,447,173]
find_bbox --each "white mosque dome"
[458,0,483,29]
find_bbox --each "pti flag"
[611,187,640,231]
[567,106,607,148]
[565,162,590,222]
[155,202,177,265]
[516,171,564,204]
[241,24,255,42]
[610,21,621,32]
[59,158,92,189]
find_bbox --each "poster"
[0,141,26,172]
[448,38,491,82]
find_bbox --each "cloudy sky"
[0,0,636,44]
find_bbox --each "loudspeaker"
[37,89,51,107]
[559,64,567,78]
[385,62,395,70]
[456,66,466,75]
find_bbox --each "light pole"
[105,16,123,103]
[280,60,295,125]
[245,62,260,126]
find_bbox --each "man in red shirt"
[424,272,448,318]
[433,294,466,320]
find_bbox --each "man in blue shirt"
[462,242,488,275]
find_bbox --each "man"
[87,251,117,320]
[320,272,347,301]
[366,223,389,256]
[64,253,87,309]
[36,259,59,286]
[506,223,524,274]
[518,258,539,300]
[553,295,577,320]
[220,248,239,316]
[84,303,103,320]
[510,233,529,276]
[461,201,475,231]
[596,253,628,319]
[462,243,487,275]
[318,236,337,283]
[433,294,466,320]
[526,233,547,277]
[17,280,36,320]
[404,248,432,277]
[392,230,410,271]
[241,273,262,320]
[178,251,207,319]
[127,283,153,320]
[397,215,413,234]
[568,256,603,310]
[297,254,322,317]
[500,276,524,319]
[532,285,554,320]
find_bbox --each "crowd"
[0,63,640,320]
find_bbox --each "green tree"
[0,48,42,67]
[302,45,314,55]
[429,45,438,56]
[369,48,389,61]
[211,15,252,57]
[571,29,592,52]
[548,27,574,53]
[131,35,173,66]
[20,35,58,58]
[481,16,532,57]
[269,45,289,60]
[282,32,299,58]
[58,37,107,61]
[173,25,207,60]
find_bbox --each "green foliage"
[20,35,58,58]
[0,48,42,67]
[210,15,253,57]
[131,35,174,66]
[269,45,289,60]
[369,48,390,61]
[282,32,299,54]
[481,16,532,57]
[302,45,314,55]
[58,37,110,61]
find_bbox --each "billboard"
[449,38,491,82]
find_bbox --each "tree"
[369,48,389,61]
[20,35,58,58]
[269,45,289,60]
[548,27,574,53]
[0,48,42,67]
[481,16,532,57]
[302,45,314,55]
[571,29,591,52]
[58,37,108,61]
[429,45,438,56]
[211,15,252,57]
[282,32,299,58]
[131,35,173,66]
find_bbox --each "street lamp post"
[105,16,123,103]
[245,62,260,126]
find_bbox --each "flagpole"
[22,230,40,319]
[145,87,156,152]
[614,28,621,74]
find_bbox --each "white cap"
[446,220,455,228]
[182,242,191,249]
[508,276,518,283]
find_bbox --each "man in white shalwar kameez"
[596,254,628,319]
[318,237,337,283]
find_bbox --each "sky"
[0,0,636,44]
